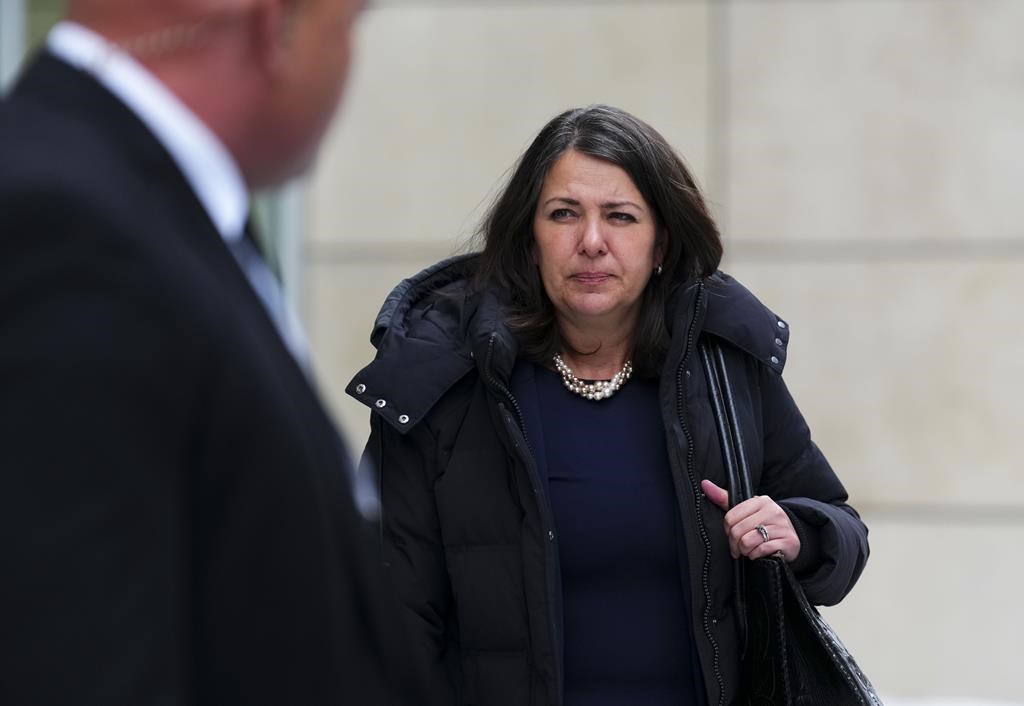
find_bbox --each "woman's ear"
[654,230,667,271]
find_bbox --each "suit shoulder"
[0,97,131,202]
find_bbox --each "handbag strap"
[699,338,754,504]
[698,337,752,650]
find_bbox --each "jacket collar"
[701,272,790,375]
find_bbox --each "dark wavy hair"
[474,105,722,375]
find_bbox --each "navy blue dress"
[516,363,702,706]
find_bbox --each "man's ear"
[249,0,297,76]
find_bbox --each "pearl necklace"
[553,353,633,401]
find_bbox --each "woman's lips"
[571,272,612,285]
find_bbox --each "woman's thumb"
[701,479,730,510]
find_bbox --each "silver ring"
[756,524,770,543]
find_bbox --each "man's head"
[68,0,366,188]
[250,0,365,187]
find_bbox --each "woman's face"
[532,150,662,336]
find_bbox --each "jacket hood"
[346,255,482,432]
[347,256,790,433]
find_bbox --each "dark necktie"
[228,222,310,368]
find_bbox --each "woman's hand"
[700,479,801,563]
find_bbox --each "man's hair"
[474,104,723,374]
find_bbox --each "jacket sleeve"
[362,413,459,706]
[755,365,870,607]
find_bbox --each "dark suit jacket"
[0,52,402,705]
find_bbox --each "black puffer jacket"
[348,255,869,706]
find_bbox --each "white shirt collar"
[47,21,248,242]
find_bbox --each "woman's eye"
[609,212,637,223]
[550,208,575,220]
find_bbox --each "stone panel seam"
[708,0,731,230]
[725,238,1024,263]
[858,503,1024,527]
[305,237,1024,265]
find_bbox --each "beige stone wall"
[303,0,1024,700]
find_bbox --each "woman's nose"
[578,217,607,257]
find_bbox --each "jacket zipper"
[484,336,532,453]
[674,281,725,706]
[483,334,563,706]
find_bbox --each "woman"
[348,105,869,706]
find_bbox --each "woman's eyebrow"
[541,197,581,208]
[540,197,644,210]
[602,200,644,210]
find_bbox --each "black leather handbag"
[699,339,883,706]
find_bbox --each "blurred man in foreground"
[0,1,403,703]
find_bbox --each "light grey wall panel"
[722,0,1024,248]
[728,259,1024,512]
[824,519,1024,699]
